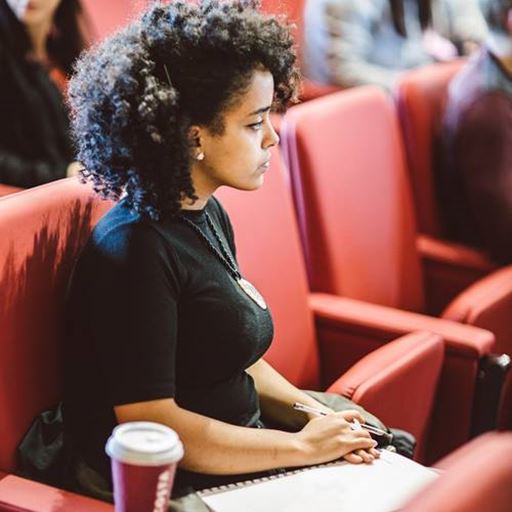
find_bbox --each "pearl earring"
[196,152,205,161]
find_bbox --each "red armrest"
[328,331,444,461]
[0,475,113,512]
[442,265,512,356]
[309,292,495,461]
[310,293,493,363]
[417,234,496,314]
[417,235,495,272]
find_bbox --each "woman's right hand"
[294,410,379,466]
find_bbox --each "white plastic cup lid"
[106,422,184,466]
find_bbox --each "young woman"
[304,0,488,92]
[64,0,382,497]
[0,0,88,188]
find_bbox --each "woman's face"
[189,69,280,199]
[6,0,62,26]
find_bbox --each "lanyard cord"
[178,211,242,281]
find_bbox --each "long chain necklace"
[178,211,267,310]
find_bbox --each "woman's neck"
[181,166,217,210]
[180,195,209,211]
[26,20,52,63]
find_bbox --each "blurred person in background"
[304,0,488,92]
[0,0,89,188]
[437,0,512,263]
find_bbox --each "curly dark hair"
[68,0,299,219]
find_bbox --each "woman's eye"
[247,121,264,131]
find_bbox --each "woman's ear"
[188,125,202,148]
[188,126,205,161]
[507,9,512,34]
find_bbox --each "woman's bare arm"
[247,358,332,429]
[114,398,377,475]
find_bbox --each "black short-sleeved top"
[64,196,274,490]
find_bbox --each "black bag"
[304,391,416,459]
[16,402,76,490]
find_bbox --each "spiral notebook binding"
[198,460,344,497]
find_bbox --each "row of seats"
[261,0,498,281]
[0,148,509,511]
[280,85,512,452]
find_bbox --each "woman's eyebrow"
[247,105,272,117]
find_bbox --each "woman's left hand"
[319,409,380,464]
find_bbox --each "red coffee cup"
[106,422,184,512]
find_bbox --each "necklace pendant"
[237,278,267,310]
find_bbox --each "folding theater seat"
[403,432,512,512]
[216,148,444,462]
[281,87,511,462]
[0,179,113,511]
[395,61,496,286]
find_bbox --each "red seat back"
[0,179,112,472]
[215,148,321,389]
[404,432,512,511]
[282,87,425,312]
[396,61,464,237]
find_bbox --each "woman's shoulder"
[90,201,168,256]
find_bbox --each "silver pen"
[293,402,392,440]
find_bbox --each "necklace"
[178,211,267,310]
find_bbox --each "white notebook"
[199,450,439,512]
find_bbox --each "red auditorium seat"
[0,171,443,509]
[396,61,496,284]
[216,148,444,462]
[0,179,113,511]
[403,432,512,512]
[281,87,511,462]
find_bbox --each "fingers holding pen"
[296,413,378,466]
[335,409,366,425]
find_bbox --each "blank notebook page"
[200,450,439,512]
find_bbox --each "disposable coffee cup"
[106,422,184,512]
